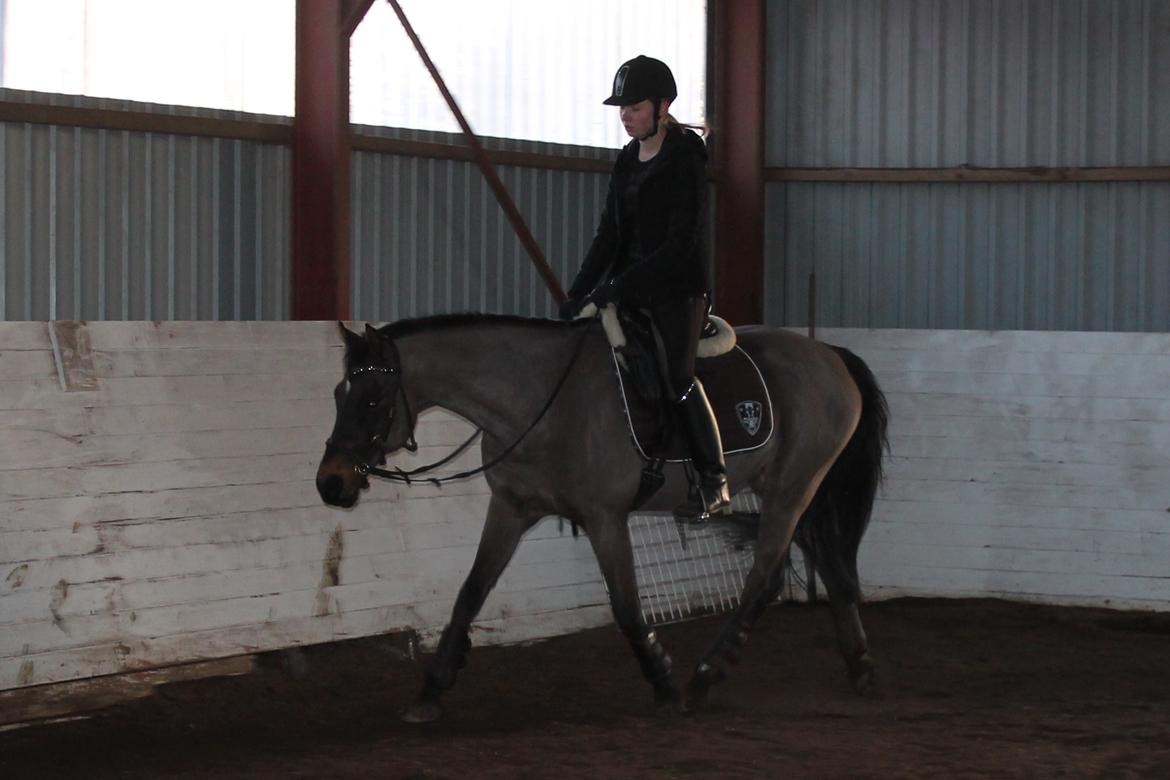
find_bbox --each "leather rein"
[355,324,592,488]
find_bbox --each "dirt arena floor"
[3,598,1169,779]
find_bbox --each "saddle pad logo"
[736,400,763,436]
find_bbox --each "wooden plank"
[82,400,336,436]
[860,546,1170,603]
[0,602,444,690]
[0,506,412,587]
[91,347,344,378]
[766,166,1170,183]
[50,321,100,391]
[82,320,346,350]
[887,434,1169,469]
[890,412,1170,447]
[886,393,1170,424]
[350,132,614,175]
[0,525,397,584]
[872,500,1166,536]
[884,456,1170,491]
[0,597,614,690]
[0,656,254,727]
[857,344,1170,377]
[0,99,291,143]
[1,480,334,533]
[0,452,324,501]
[0,426,323,471]
[874,368,1170,401]
[0,350,56,381]
[881,475,1170,512]
[0,322,53,350]
[865,515,1170,558]
[818,327,1170,356]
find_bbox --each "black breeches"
[645,295,707,401]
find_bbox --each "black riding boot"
[673,380,732,522]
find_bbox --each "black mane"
[377,312,583,340]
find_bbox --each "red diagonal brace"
[386,0,566,304]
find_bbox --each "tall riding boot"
[673,380,732,522]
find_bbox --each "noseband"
[343,362,419,478]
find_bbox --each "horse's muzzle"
[316,451,367,508]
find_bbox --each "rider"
[560,55,731,522]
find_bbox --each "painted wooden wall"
[820,328,1170,612]
[0,320,610,692]
[3,322,1167,694]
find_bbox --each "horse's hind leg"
[795,539,874,693]
[403,493,536,723]
[683,472,824,712]
[586,513,678,708]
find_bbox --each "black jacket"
[568,123,709,307]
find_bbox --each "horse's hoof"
[401,699,444,724]
[848,653,875,694]
[653,684,680,711]
[680,677,710,715]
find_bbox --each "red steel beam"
[292,0,370,320]
[713,0,765,326]
[386,0,565,304]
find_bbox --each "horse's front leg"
[586,513,679,708]
[403,493,535,723]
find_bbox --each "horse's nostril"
[317,474,343,504]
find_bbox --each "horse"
[316,313,889,722]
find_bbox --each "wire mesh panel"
[626,491,812,626]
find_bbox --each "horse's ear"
[338,322,365,356]
[363,323,396,362]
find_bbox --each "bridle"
[341,324,592,488]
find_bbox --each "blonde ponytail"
[662,112,708,137]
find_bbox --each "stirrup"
[673,478,732,524]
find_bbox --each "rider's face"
[620,99,662,138]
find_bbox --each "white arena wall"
[822,328,1170,612]
[1,321,1168,694]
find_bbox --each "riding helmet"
[603,55,678,106]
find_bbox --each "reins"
[362,323,592,488]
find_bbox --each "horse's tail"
[792,345,890,602]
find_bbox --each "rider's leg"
[649,296,731,521]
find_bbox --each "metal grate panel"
[626,491,812,626]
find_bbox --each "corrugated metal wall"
[350,126,614,321]
[0,91,622,323]
[772,181,1170,331]
[765,0,1170,331]
[0,89,289,321]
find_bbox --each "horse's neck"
[397,324,577,434]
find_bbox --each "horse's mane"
[377,312,582,340]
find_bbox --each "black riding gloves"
[587,278,622,308]
[558,297,583,320]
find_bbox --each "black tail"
[792,345,890,603]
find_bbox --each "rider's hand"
[588,278,621,308]
[558,297,583,320]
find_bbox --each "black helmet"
[603,55,678,106]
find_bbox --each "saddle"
[584,303,774,466]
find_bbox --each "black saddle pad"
[612,345,775,463]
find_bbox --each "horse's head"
[316,323,417,508]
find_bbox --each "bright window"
[1,0,706,149]
[1,0,296,116]
[351,0,707,148]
